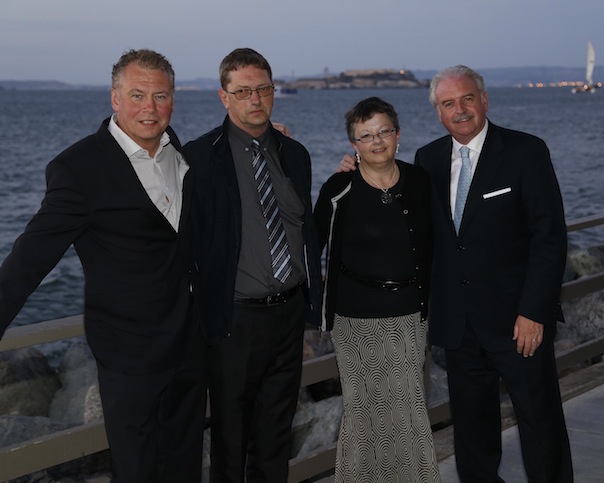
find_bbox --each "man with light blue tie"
[183,48,322,483]
[415,65,573,482]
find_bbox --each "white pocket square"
[483,187,512,199]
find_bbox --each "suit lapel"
[96,120,179,232]
[211,121,243,223]
[431,137,457,233]
[180,164,192,230]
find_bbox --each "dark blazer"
[183,116,323,337]
[414,121,567,351]
[0,118,199,374]
[313,160,432,331]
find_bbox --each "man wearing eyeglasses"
[183,48,322,483]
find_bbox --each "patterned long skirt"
[331,312,440,482]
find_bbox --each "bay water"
[0,87,602,327]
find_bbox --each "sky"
[2,0,604,85]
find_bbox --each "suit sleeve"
[414,148,425,170]
[0,158,89,336]
[517,139,567,323]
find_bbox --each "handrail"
[1,212,604,482]
[0,422,108,480]
[566,213,604,232]
[0,315,84,352]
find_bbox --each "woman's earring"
[396,143,400,154]
[355,152,361,163]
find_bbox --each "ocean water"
[0,87,603,326]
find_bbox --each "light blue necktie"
[453,146,472,233]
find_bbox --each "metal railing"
[1,213,604,482]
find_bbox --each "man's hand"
[513,315,544,357]
[273,122,291,138]
[337,153,358,173]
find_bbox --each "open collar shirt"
[108,114,188,231]
[449,119,489,217]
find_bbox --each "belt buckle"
[382,281,401,292]
[266,292,284,306]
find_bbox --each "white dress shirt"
[449,120,489,217]
[108,115,188,231]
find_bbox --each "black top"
[314,159,433,331]
[337,171,420,317]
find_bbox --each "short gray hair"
[429,65,486,106]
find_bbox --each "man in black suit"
[0,49,206,482]
[184,48,322,483]
[414,65,572,482]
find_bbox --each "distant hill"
[174,77,220,90]
[0,67,600,90]
[0,80,104,90]
[0,77,219,91]
[412,66,601,87]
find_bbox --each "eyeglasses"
[353,128,397,144]
[224,85,275,100]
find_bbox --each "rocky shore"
[1,244,603,482]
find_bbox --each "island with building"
[281,68,428,90]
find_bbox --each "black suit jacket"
[415,122,567,351]
[183,116,323,337]
[0,118,198,374]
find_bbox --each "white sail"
[586,41,595,86]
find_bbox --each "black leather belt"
[339,264,416,292]
[236,284,300,306]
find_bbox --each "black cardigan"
[313,160,433,331]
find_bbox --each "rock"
[291,395,342,458]
[8,471,57,483]
[49,342,99,423]
[303,330,342,401]
[0,347,60,416]
[84,384,103,423]
[566,245,604,278]
[303,330,335,360]
[6,452,113,483]
[427,360,449,406]
[560,290,604,344]
[0,415,71,447]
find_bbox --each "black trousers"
[208,290,307,483]
[98,322,207,483]
[445,323,573,483]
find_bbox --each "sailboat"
[572,41,601,93]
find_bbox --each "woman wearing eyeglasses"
[314,97,439,482]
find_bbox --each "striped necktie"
[454,145,472,234]
[251,139,293,283]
